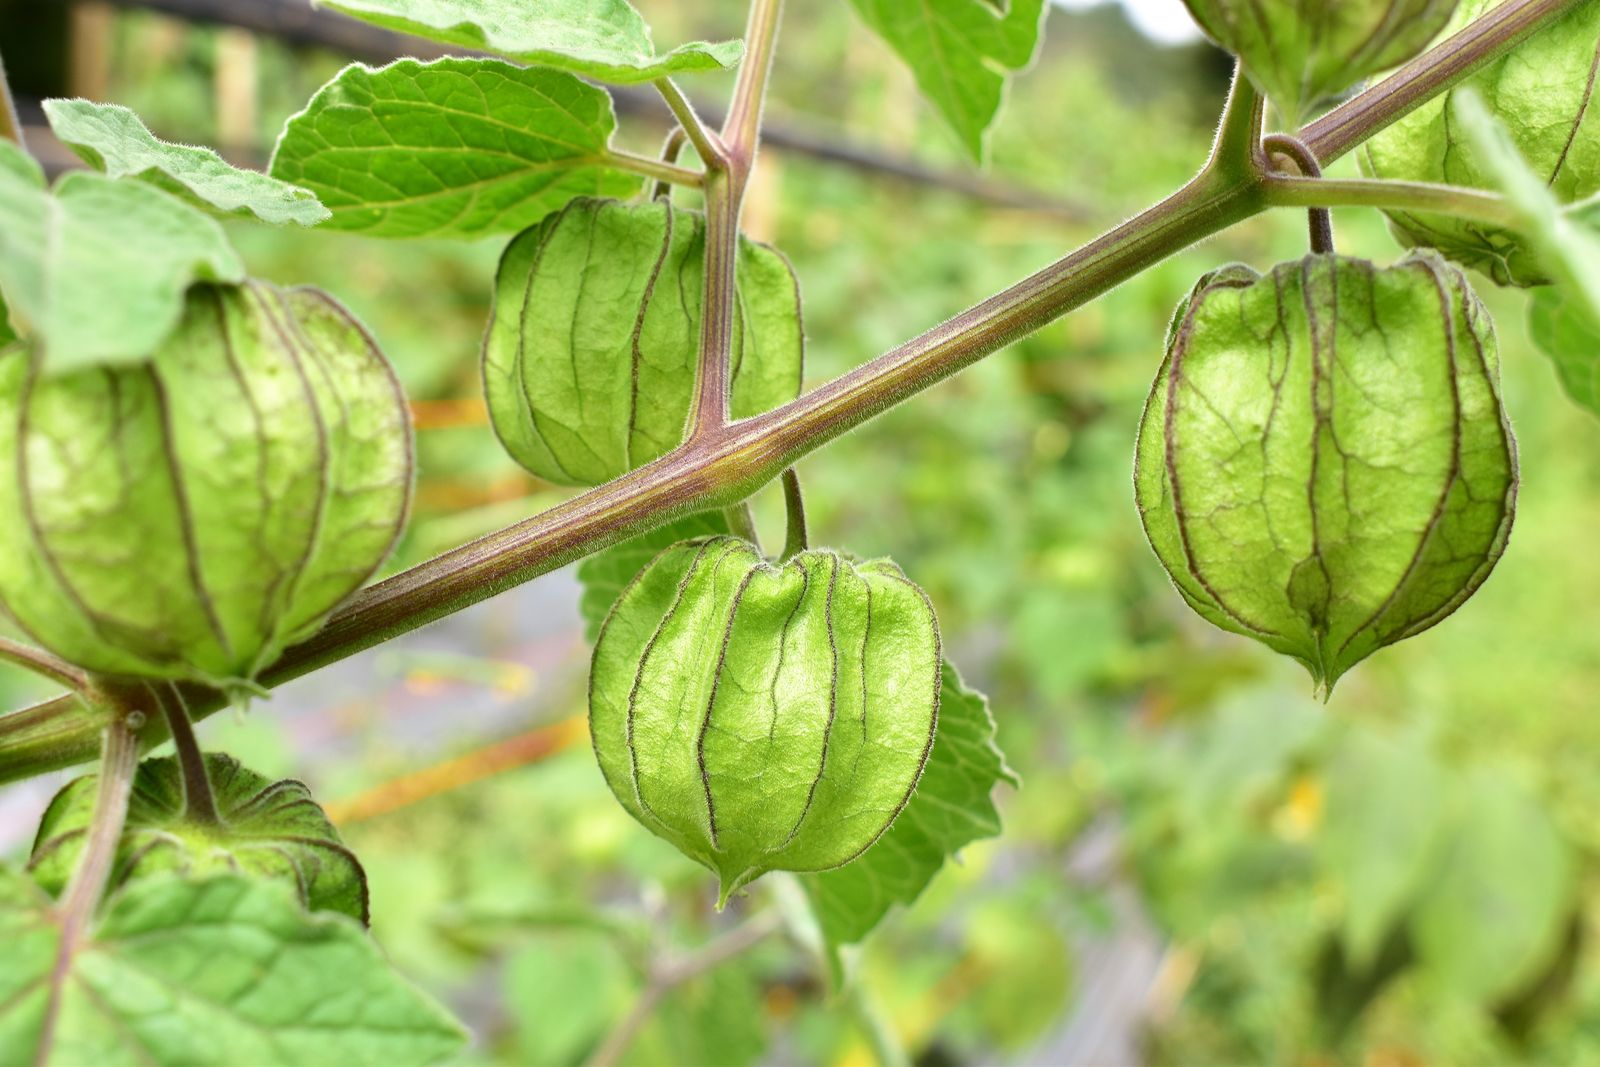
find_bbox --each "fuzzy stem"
[0,0,1577,783]
[603,148,704,189]
[1261,133,1335,254]
[0,638,88,693]
[652,127,690,200]
[654,78,725,168]
[779,468,808,561]
[157,685,220,826]
[1263,175,1519,229]
[36,702,143,1060]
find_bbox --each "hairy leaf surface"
[29,753,367,922]
[0,141,243,373]
[1359,0,1600,286]
[1136,253,1517,694]
[45,99,329,226]
[589,537,940,905]
[270,57,638,239]
[484,197,803,485]
[803,662,1014,967]
[0,869,465,1066]
[319,0,742,83]
[849,0,1046,160]
[0,281,413,688]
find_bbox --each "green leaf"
[45,100,328,229]
[320,0,742,83]
[1318,726,1446,970]
[43,99,329,226]
[29,753,368,923]
[1453,89,1600,420]
[589,538,941,906]
[577,510,735,642]
[1409,769,1575,1004]
[484,196,804,485]
[0,140,244,373]
[270,57,640,239]
[0,869,466,1065]
[802,662,1015,966]
[848,0,1046,160]
[0,293,15,348]
[1527,288,1600,415]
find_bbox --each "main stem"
[684,0,785,442]
[0,0,1579,782]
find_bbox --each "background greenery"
[3,1,1600,1063]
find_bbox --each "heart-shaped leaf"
[270,57,641,239]
[0,869,465,1066]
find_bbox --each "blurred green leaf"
[803,662,1015,972]
[962,897,1073,1050]
[270,58,640,239]
[0,869,466,1065]
[577,510,735,642]
[504,932,633,1065]
[0,140,243,372]
[321,0,743,83]
[1319,726,1446,970]
[0,292,14,347]
[849,0,1046,159]
[1527,287,1600,416]
[1410,769,1576,1005]
[44,99,329,226]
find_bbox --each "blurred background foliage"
[3,0,1600,1063]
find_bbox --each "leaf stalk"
[0,0,1579,782]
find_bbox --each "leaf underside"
[848,0,1047,160]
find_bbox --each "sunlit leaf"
[44,99,329,226]
[0,869,466,1065]
[320,0,742,83]
[849,0,1046,160]
[270,57,640,239]
[0,140,243,373]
